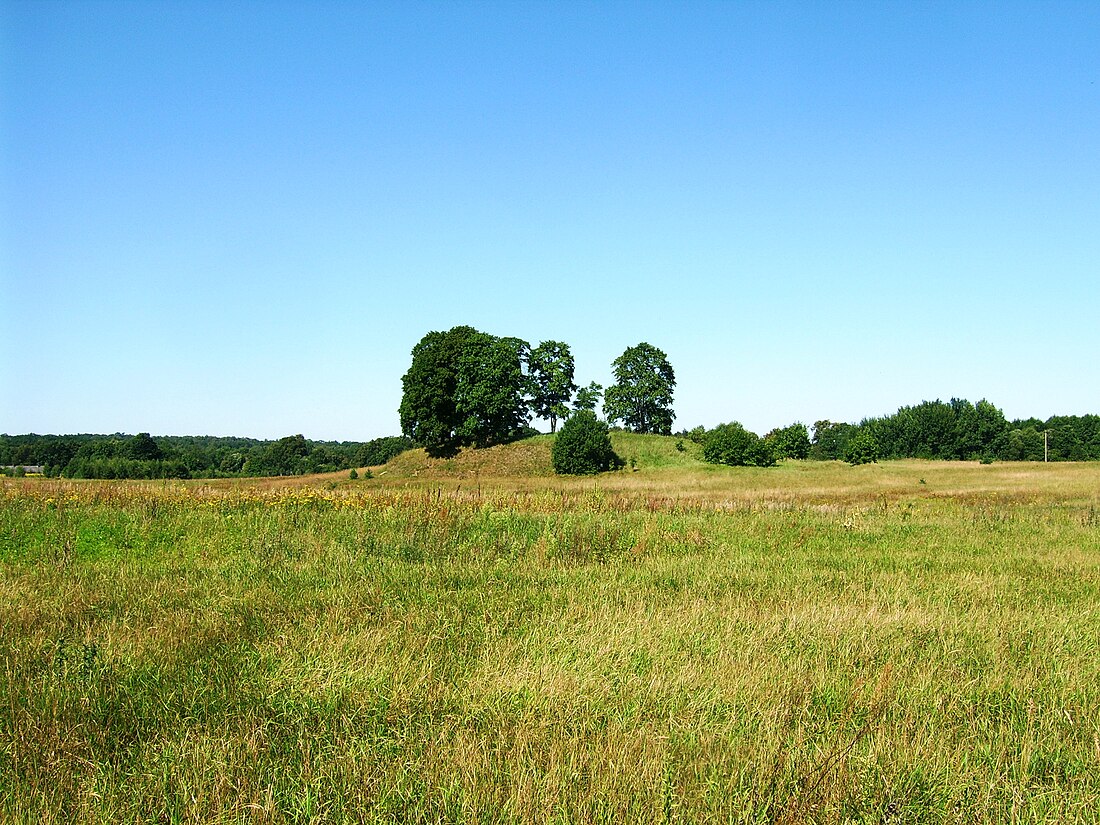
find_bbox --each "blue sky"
[3,1,1098,441]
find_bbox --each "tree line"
[809,400,1100,464]
[682,403,1099,470]
[0,433,413,479]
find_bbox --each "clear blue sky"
[3,1,1098,441]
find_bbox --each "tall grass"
[2,465,1099,823]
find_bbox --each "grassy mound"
[375,432,708,479]
[377,435,555,478]
[609,431,706,470]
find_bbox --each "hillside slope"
[375,436,555,478]
[374,432,706,479]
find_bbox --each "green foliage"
[527,340,577,433]
[399,329,466,457]
[998,426,1045,461]
[349,468,359,480]
[126,432,163,461]
[860,398,1012,461]
[400,326,530,457]
[573,381,603,413]
[765,422,811,460]
[247,434,311,476]
[0,433,369,479]
[811,420,856,461]
[355,436,414,467]
[996,417,1099,462]
[845,431,880,465]
[702,422,775,467]
[552,410,622,475]
[603,343,676,435]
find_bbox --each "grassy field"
[2,445,1099,823]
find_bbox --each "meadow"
[2,440,1099,823]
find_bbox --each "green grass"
[2,465,1099,823]
[609,431,705,470]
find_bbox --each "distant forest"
[1,400,1098,480]
[0,433,413,479]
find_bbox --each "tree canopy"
[603,343,676,435]
[0,432,391,479]
[765,423,811,460]
[702,422,775,467]
[527,340,576,433]
[399,326,530,457]
[573,381,603,413]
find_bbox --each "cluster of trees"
[809,401,1100,464]
[0,433,415,479]
[399,326,676,457]
[680,420,810,469]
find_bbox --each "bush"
[845,431,880,465]
[702,422,775,467]
[552,411,622,475]
[765,422,811,460]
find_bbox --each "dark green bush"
[552,411,621,475]
[702,422,775,467]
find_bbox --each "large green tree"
[399,326,530,457]
[603,343,676,435]
[527,340,576,433]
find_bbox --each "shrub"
[765,422,811,460]
[845,431,880,465]
[552,410,622,475]
[702,422,775,467]
[349,468,359,480]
